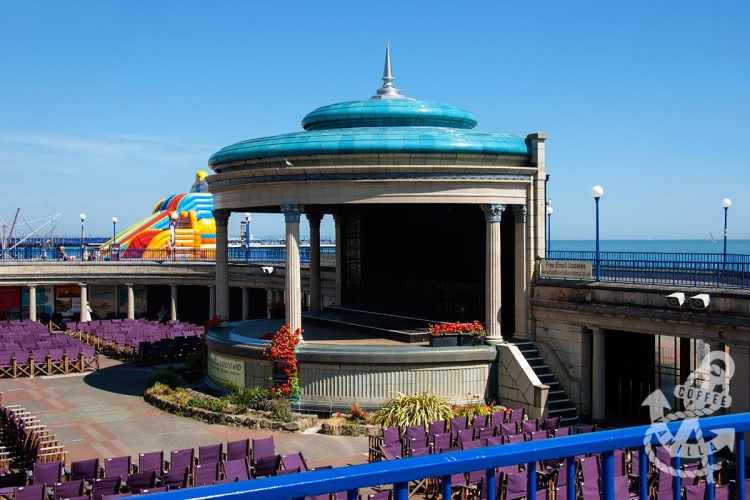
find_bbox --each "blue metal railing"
[0,245,336,265]
[153,412,750,500]
[542,252,750,289]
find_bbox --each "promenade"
[0,356,368,468]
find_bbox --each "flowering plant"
[263,324,302,398]
[203,315,224,334]
[428,320,486,337]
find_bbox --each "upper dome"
[301,99,477,130]
[208,44,530,170]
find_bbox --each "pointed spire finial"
[373,41,404,99]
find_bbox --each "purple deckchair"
[126,470,156,493]
[199,443,223,466]
[222,458,251,482]
[226,438,251,462]
[194,463,220,486]
[91,476,123,500]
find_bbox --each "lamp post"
[546,202,553,257]
[112,217,118,245]
[243,213,251,261]
[79,213,86,258]
[591,186,604,281]
[722,198,732,273]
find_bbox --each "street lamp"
[722,198,732,272]
[591,186,604,281]
[112,217,118,245]
[79,213,86,257]
[546,202,553,256]
[243,213,251,260]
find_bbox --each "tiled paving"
[0,357,369,469]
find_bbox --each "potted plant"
[428,320,486,347]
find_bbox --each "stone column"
[281,203,303,337]
[333,212,342,305]
[214,209,230,319]
[209,286,216,319]
[527,133,548,267]
[591,327,606,422]
[242,287,250,321]
[80,284,88,323]
[266,289,273,319]
[513,205,528,338]
[306,212,323,312]
[127,284,135,320]
[483,204,505,342]
[28,285,37,322]
[169,285,177,321]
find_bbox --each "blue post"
[566,457,576,500]
[638,448,648,500]
[346,489,357,500]
[526,462,536,500]
[595,196,601,281]
[441,474,451,500]
[672,453,681,500]
[393,481,408,500]
[601,450,614,500]
[486,467,497,500]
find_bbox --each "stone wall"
[496,343,548,420]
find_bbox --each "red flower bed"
[428,320,486,337]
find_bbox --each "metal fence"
[542,252,750,288]
[151,412,749,500]
[0,246,336,265]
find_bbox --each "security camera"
[261,266,274,274]
[689,293,711,310]
[665,292,686,308]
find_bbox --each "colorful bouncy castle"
[99,171,216,254]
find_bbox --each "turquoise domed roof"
[209,46,529,169]
[301,99,477,130]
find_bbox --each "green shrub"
[147,381,173,396]
[222,384,269,412]
[270,398,294,422]
[373,392,453,428]
[453,401,494,418]
[146,370,179,389]
[184,351,204,373]
[187,396,229,413]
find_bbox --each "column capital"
[590,326,604,335]
[482,204,506,222]
[213,209,230,226]
[513,205,527,224]
[281,203,303,223]
[306,212,323,228]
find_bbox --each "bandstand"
[204,46,548,413]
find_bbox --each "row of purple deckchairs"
[369,408,563,462]
[0,404,67,473]
[66,320,201,364]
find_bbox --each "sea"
[550,239,750,255]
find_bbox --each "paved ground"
[0,356,369,469]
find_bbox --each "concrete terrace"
[0,356,369,469]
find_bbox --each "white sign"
[541,260,592,279]
[207,352,246,388]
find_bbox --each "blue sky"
[1,1,748,241]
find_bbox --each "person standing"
[41,239,50,261]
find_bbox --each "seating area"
[366,409,745,499]
[0,321,97,379]
[0,431,397,500]
[0,402,67,476]
[65,319,201,365]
